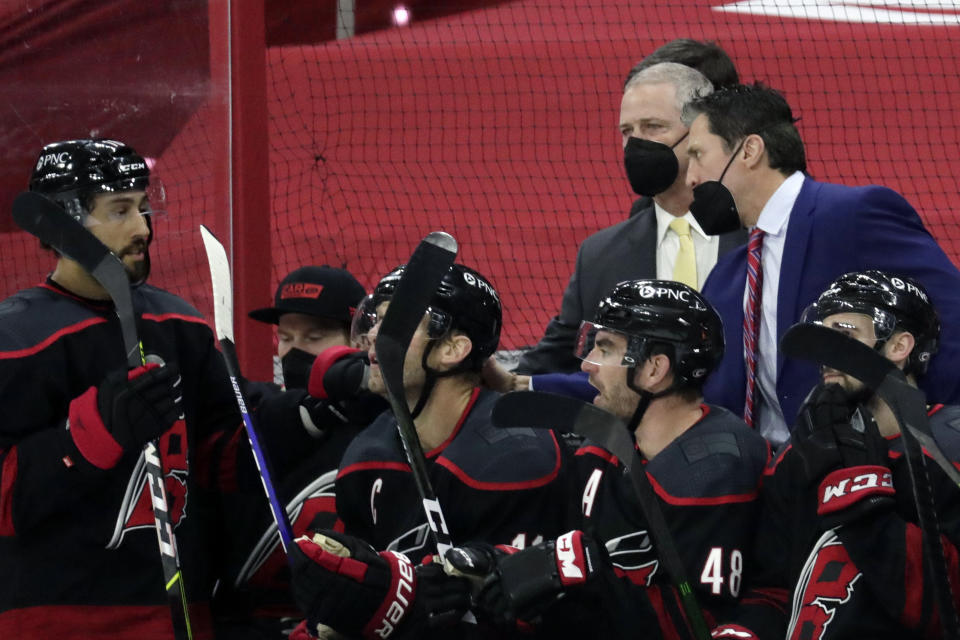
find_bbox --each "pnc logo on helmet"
[639,285,691,301]
[36,152,71,171]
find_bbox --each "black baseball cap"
[249,266,366,325]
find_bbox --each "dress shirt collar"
[655,202,710,245]
[754,171,804,237]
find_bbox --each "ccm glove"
[290,530,471,640]
[816,413,894,529]
[308,346,387,425]
[792,384,888,477]
[68,361,182,469]
[473,530,606,627]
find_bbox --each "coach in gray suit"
[517,61,747,375]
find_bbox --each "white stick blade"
[200,225,235,343]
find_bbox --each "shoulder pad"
[437,390,561,490]
[929,404,960,461]
[0,286,102,353]
[647,405,769,501]
[337,413,408,475]
[135,285,205,319]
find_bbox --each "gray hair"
[623,62,713,116]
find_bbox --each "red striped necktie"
[743,228,765,428]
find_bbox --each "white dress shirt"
[746,170,805,445]
[655,204,720,289]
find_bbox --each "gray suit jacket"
[517,199,747,374]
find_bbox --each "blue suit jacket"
[702,177,960,431]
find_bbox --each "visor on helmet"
[80,179,168,227]
[350,294,454,349]
[575,321,648,367]
[801,300,897,343]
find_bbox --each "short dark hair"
[683,83,807,175]
[624,39,739,91]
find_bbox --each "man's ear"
[435,332,474,371]
[742,133,766,170]
[885,330,916,370]
[633,353,672,390]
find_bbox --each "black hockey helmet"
[29,139,156,221]
[371,262,502,372]
[577,279,724,388]
[805,270,940,377]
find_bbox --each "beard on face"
[119,240,150,284]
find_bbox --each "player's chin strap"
[622,342,683,433]
[625,376,676,433]
[409,342,476,419]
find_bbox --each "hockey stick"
[374,231,458,560]
[199,225,294,553]
[491,391,712,640]
[782,322,960,640]
[13,191,193,640]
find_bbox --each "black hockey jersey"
[0,280,239,639]
[335,388,570,555]
[570,404,771,625]
[716,404,960,640]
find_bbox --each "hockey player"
[0,139,240,638]
[214,266,388,638]
[459,280,771,637]
[712,270,960,639]
[288,263,573,639]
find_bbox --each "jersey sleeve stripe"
[140,312,208,325]
[0,316,107,360]
[575,445,619,465]
[646,469,758,505]
[0,448,16,536]
[433,431,562,491]
[336,460,412,480]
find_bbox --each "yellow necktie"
[669,217,698,290]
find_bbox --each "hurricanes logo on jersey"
[788,530,862,640]
[106,420,189,549]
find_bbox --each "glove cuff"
[68,386,123,470]
[712,624,760,640]
[362,551,418,640]
[554,530,591,587]
[309,346,362,399]
[817,465,894,516]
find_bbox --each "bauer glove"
[290,530,471,639]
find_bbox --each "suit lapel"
[718,227,748,256]
[776,177,819,376]
[627,204,657,279]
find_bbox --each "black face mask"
[623,132,689,197]
[281,347,317,390]
[689,138,746,236]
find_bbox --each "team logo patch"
[788,530,862,640]
[281,282,324,299]
[107,420,189,549]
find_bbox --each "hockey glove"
[472,530,606,628]
[290,530,471,640]
[791,383,884,481]
[308,346,387,425]
[68,361,182,469]
[308,346,368,402]
[816,413,894,529]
